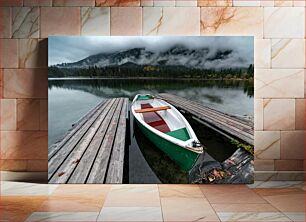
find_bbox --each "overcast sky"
[48,36,253,67]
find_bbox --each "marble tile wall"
[0,0,304,181]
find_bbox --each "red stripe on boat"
[141,104,170,133]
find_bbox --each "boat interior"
[133,96,192,142]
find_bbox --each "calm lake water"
[48,78,254,183]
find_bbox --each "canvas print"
[48,36,254,184]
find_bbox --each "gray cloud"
[48,36,253,68]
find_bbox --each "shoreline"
[48,77,254,81]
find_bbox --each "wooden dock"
[157,93,254,145]
[48,97,129,184]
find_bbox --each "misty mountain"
[54,45,249,70]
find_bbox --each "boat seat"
[149,119,167,127]
[166,127,190,141]
[141,104,171,133]
[135,106,170,113]
[136,95,154,101]
[141,103,153,109]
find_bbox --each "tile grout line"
[95,184,112,221]
[96,185,113,221]
[253,188,302,220]
[200,191,222,221]
[258,194,292,216]
[204,185,294,221]
[197,185,223,221]
[157,184,165,222]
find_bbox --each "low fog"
[48,36,253,69]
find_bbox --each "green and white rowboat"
[131,94,204,171]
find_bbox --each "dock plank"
[172,97,253,131]
[68,99,120,184]
[168,98,253,137]
[48,100,112,180]
[105,98,129,184]
[48,100,106,160]
[86,98,125,183]
[49,99,117,183]
[157,93,254,145]
[159,94,253,130]
[48,97,128,184]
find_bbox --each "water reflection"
[133,118,188,184]
[48,78,254,183]
[49,78,254,117]
[132,114,239,184]
[49,78,254,96]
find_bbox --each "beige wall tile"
[274,0,293,6]
[23,0,52,6]
[0,0,22,6]
[255,39,271,69]
[176,0,197,6]
[254,131,280,159]
[254,159,274,171]
[53,0,95,6]
[159,184,204,198]
[1,131,47,159]
[254,99,263,130]
[143,7,200,35]
[3,69,48,99]
[40,99,47,130]
[52,184,110,198]
[27,159,48,172]
[211,203,278,212]
[198,0,232,6]
[41,7,80,38]
[295,99,305,130]
[0,7,11,38]
[143,7,168,35]
[0,39,18,68]
[271,39,305,69]
[81,7,110,36]
[255,171,304,181]
[233,0,260,6]
[0,69,3,98]
[12,7,39,38]
[141,0,153,6]
[293,0,305,6]
[0,159,27,171]
[103,185,160,207]
[200,7,263,37]
[38,197,105,213]
[255,69,304,98]
[111,7,142,35]
[263,99,295,130]
[96,0,140,6]
[19,39,48,68]
[17,99,40,130]
[161,197,218,221]
[199,185,265,203]
[275,160,304,171]
[280,131,304,160]
[264,7,305,38]
[154,0,175,6]
[260,0,274,6]
[0,99,16,131]
[257,188,305,212]
[304,70,306,98]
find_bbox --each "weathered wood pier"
[48,97,129,184]
[157,93,254,145]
